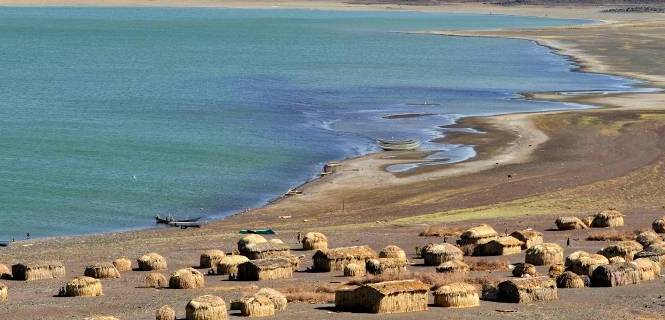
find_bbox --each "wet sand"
[2,3,665,320]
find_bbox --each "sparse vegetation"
[282,284,337,304]
[467,259,510,272]
[585,230,637,241]
[419,225,465,237]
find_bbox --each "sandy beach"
[2,2,665,319]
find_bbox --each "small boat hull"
[377,139,420,151]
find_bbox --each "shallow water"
[0,8,639,239]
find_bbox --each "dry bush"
[467,259,510,272]
[586,230,638,241]
[282,284,337,304]
[419,225,464,237]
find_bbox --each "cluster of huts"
[2,210,665,318]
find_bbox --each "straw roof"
[556,271,585,288]
[636,231,662,247]
[591,209,625,228]
[156,305,176,320]
[460,224,498,243]
[343,263,366,277]
[565,250,590,268]
[255,287,288,311]
[479,236,522,256]
[635,243,665,265]
[364,279,429,296]
[435,260,469,275]
[0,283,7,303]
[591,262,640,287]
[317,246,377,260]
[200,250,226,269]
[144,273,168,288]
[510,229,544,249]
[302,232,328,251]
[112,258,132,272]
[366,258,408,275]
[598,241,643,262]
[379,245,408,263]
[497,276,558,303]
[422,243,464,265]
[548,264,565,279]
[11,261,66,281]
[241,242,291,260]
[512,263,537,278]
[186,295,227,320]
[569,254,609,276]
[609,256,626,264]
[239,295,275,317]
[169,268,205,289]
[525,243,564,266]
[237,257,293,281]
[632,258,661,281]
[84,262,120,279]
[652,217,665,233]
[217,255,250,279]
[433,282,479,308]
[0,264,11,280]
[137,253,167,271]
[238,234,268,251]
[555,217,588,230]
[64,276,103,297]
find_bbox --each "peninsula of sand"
[1,2,665,319]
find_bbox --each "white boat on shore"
[377,138,421,151]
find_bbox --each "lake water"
[0,7,639,239]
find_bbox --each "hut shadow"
[313,306,337,312]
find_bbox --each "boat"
[239,229,276,235]
[155,214,202,224]
[169,221,203,229]
[0,241,10,247]
[377,138,421,151]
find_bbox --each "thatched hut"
[238,234,267,252]
[312,246,377,272]
[84,262,120,279]
[497,277,558,303]
[598,241,643,262]
[12,261,66,281]
[422,243,463,266]
[0,263,11,280]
[435,259,469,276]
[555,217,588,230]
[652,217,665,233]
[144,272,168,288]
[186,295,228,320]
[335,279,429,314]
[344,263,366,277]
[217,255,250,280]
[64,276,103,297]
[112,258,132,272]
[269,238,284,244]
[591,209,624,228]
[240,241,291,260]
[569,253,609,276]
[635,243,665,267]
[433,283,479,308]
[237,257,293,281]
[379,245,408,263]
[525,243,564,266]
[632,258,661,281]
[156,305,176,320]
[591,262,640,287]
[239,295,275,317]
[366,258,407,275]
[510,229,544,250]
[609,256,626,264]
[302,232,328,251]
[478,236,522,256]
[137,253,167,271]
[0,283,7,302]
[636,231,662,247]
[169,268,205,289]
[200,250,226,269]
[255,288,287,311]
[459,225,498,255]
[548,264,565,278]
[556,271,585,288]
[512,263,537,278]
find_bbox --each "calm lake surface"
[0,8,638,239]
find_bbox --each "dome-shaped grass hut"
[591,209,625,228]
[240,241,291,260]
[497,276,558,303]
[525,243,564,266]
[635,243,665,267]
[144,272,168,288]
[255,287,288,311]
[312,246,377,272]
[63,276,103,297]
[422,243,463,266]
[435,259,469,277]
[302,232,328,251]
[512,263,537,278]
[335,279,429,314]
[169,268,205,289]
[237,257,293,281]
[112,258,132,272]
[186,295,227,320]
[344,263,365,277]
[632,258,661,281]
[433,282,479,308]
[200,250,225,269]
[366,258,407,275]
[555,217,588,230]
[379,245,408,263]
[478,236,522,256]
[0,263,11,280]
[137,253,167,271]
[156,305,176,320]
[510,229,544,250]
[598,241,643,262]
[556,271,585,288]
[591,262,640,287]
[84,262,120,279]
[548,264,565,278]
[239,295,275,317]
[636,231,662,247]
[459,224,498,255]
[568,253,609,276]
[652,216,665,233]
[238,234,267,252]
[0,283,7,302]
[12,261,66,281]
[217,255,250,280]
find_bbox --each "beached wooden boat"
[168,221,202,229]
[377,139,421,151]
[155,214,201,224]
[0,241,10,247]
[240,229,276,235]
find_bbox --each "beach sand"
[2,2,665,319]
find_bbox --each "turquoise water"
[0,8,638,239]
